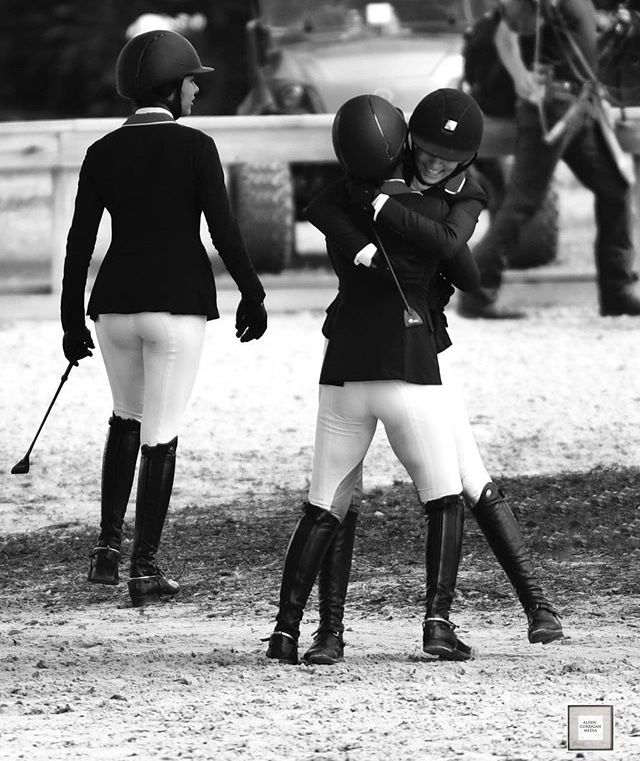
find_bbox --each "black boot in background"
[303,507,358,665]
[266,503,341,665]
[422,495,472,661]
[472,482,564,644]
[599,284,640,316]
[88,415,140,585]
[128,437,180,606]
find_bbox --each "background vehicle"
[232,0,559,272]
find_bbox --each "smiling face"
[180,76,199,116]
[412,145,459,185]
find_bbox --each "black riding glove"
[62,325,94,365]
[235,298,267,342]
[434,272,456,311]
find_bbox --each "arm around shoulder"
[376,179,486,260]
[305,179,373,260]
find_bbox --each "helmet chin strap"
[452,154,476,176]
[408,134,476,188]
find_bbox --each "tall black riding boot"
[266,503,341,665]
[302,507,358,665]
[88,415,140,586]
[128,437,180,606]
[422,495,471,661]
[472,482,564,644]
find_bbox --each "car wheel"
[230,162,294,274]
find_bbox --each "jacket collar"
[444,174,467,194]
[123,107,176,127]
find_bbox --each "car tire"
[230,162,295,274]
[472,158,559,270]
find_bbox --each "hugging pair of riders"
[265,89,564,666]
[62,28,562,658]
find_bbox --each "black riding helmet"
[409,88,484,164]
[332,94,408,180]
[116,30,214,117]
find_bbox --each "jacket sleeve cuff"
[372,194,389,221]
[353,242,378,267]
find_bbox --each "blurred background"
[0,0,262,120]
[0,0,637,292]
[0,0,499,291]
[0,1,484,120]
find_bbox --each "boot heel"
[265,632,299,665]
[527,605,564,644]
[88,547,121,585]
[302,631,344,665]
[423,618,472,662]
[128,573,179,606]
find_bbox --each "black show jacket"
[307,182,446,386]
[61,111,264,331]
[306,174,485,384]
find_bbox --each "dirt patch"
[1,471,640,760]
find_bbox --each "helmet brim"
[189,65,215,75]
[411,135,474,164]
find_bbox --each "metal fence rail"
[0,112,639,293]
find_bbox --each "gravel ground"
[2,307,639,532]
[1,608,638,761]
[1,305,640,761]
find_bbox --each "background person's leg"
[459,101,563,318]
[563,117,640,315]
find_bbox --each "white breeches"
[446,386,492,506]
[309,381,464,519]
[95,312,206,446]
[438,349,492,506]
[319,366,493,516]
[344,382,492,513]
